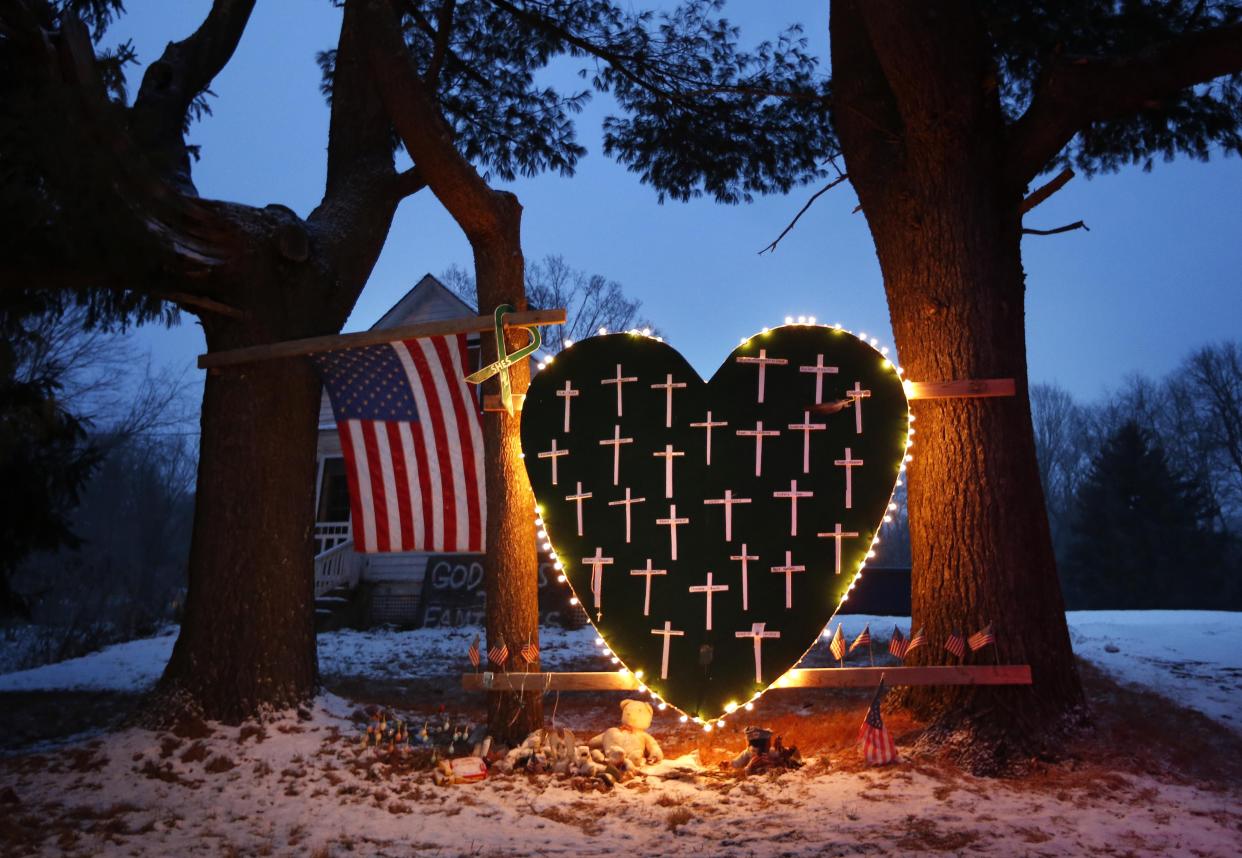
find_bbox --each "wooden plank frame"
[906,378,1015,400]
[197,308,566,370]
[462,664,1031,692]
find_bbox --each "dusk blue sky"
[109,1,1242,403]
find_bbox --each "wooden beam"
[906,378,1015,400]
[483,393,526,412]
[196,308,566,370]
[462,664,1031,692]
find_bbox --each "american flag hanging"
[968,623,996,652]
[829,624,846,661]
[488,640,509,667]
[888,626,907,658]
[849,624,871,653]
[467,635,480,668]
[859,679,897,765]
[904,627,926,657]
[521,640,540,664]
[312,335,485,553]
[945,630,965,660]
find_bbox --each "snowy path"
[2,612,1240,731]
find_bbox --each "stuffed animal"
[588,699,664,768]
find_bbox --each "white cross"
[788,410,827,474]
[817,522,861,574]
[600,363,638,417]
[846,381,872,434]
[582,547,614,614]
[772,479,815,536]
[736,420,781,477]
[736,348,788,403]
[565,481,592,536]
[689,411,728,466]
[537,439,569,485]
[730,543,759,611]
[770,550,807,609]
[651,373,687,428]
[652,444,685,498]
[687,571,729,631]
[607,487,646,543]
[703,489,752,542]
[630,559,667,617]
[556,380,579,433]
[598,424,633,486]
[650,621,685,680]
[799,354,839,404]
[735,622,781,683]
[656,503,689,561]
[834,447,864,509]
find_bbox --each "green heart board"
[520,325,910,722]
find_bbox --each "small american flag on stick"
[859,677,897,765]
[467,634,480,669]
[904,627,925,657]
[888,626,907,658]
[968,623,996,652]
[829,624,846,663]
[521,640,540,664]
[488,639,509,668]
[849,624,871,653]
[944,630,965,660]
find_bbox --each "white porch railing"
[314,539,363,597]
[314,521,352,555]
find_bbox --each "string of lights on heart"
[518,319,914,730]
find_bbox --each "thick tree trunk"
[160,325,321,722]
[831,1,1083,762]
[474,195,542,743]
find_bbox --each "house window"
[317,457,351,523]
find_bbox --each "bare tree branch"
[425,0,456,85]
[1020,167,1075,214]
[1006,24,1242,186]
[1022,220,1089,236]
[759,174,851,255]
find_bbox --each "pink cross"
[598,424,633,486]
[846,381,872,434]
[656,503,689,561]
[817,522,860,575]
[689,411,728,465]
[834,447,864,509]
[630,559,667,617]
[772,478,814,536]
[770,550,807,609]
[600,363,638,417]
[565,481,592,536]
[582,547,614,615]
[799,354,839,404]
[736,348,789,403]
[607,487,646,543]
[652,444,685,498]
[556,380,579,433]
[688,571,729,631]
[735,622,781,683]
[537,438,568,485]
[650,373,687,428]
[730,543,759,611]
[788,410,826,474]
[736,420,781,476]
[650,621,685,680]
[703,489,752,542]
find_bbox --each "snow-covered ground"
[3,612,1239,732]
[1,611,1240,856]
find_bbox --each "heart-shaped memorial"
[520,325,909,721]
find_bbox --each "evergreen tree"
[1063,421,1226,610]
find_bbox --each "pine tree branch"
[1019,167,1075,214]
[1006,24,1242,187]
[425,0,456,86]
[1021,220,1089,236]
[759,174,850,255]
[130,0,255,174]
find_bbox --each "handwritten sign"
[416,551,580,628]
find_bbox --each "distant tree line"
[1032,342,1242,611]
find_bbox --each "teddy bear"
[588,699,664,768]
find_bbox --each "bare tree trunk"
[832,1,1083,764]
[474,198,542,741]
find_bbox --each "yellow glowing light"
[635,669,644,678]
[724,702,738,714]
[569,597,579,605]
